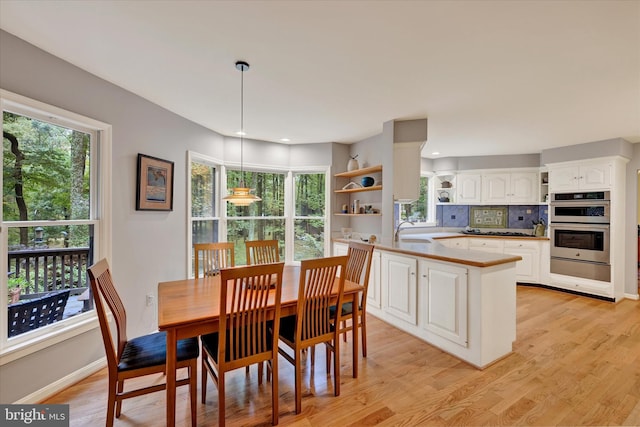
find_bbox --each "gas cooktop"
[461,230,534,237]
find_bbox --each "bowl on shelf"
[361,176,375,187]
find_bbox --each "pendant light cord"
[240,64,244,182]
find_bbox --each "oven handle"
[549,222,610,230]
[550,200,610,207]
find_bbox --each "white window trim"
[186,151,223,277]
[398,172,437,228]
[0,89,112,363]
[221,163,330,265]
[290,167,331,263]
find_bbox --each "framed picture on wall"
[136,153,174,211]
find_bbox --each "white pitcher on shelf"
[347,154,359,171]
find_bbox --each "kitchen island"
[334,237,522,369]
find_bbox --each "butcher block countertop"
[334,236,522,268]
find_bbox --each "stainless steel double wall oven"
[549,191,610,282]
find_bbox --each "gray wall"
[0,30,337,403]
[541,137,633,164]
[626,144,640,296]
[431,154,542,172]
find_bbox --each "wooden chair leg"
[189,363,197,427]
[266,360,272,382]
[218,371,226,426]
[115,379,124,417]
[342,320,348,342]
[361,314,367,357]
[271,357,279,425]
[106,377,117,427]
[333,339,341,397]
[201,356,208,404]
[294,350,303,414]
[258,362,264,385]
[325,343,331,375]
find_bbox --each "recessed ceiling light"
[235,131,246,136]
[431,151,440,155]
[280,138,290,142]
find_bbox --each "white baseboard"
[14,357,106,404]
[624,292,640,300]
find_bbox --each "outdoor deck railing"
[7,247,91,298]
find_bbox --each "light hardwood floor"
[44,285,640,426]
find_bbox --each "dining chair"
[88,259,199,427]
[244,239,280,380]
[333,241,375,357]
[277,255,349,414]
[245,239,280,265]
[200,262,284,426]
[194,242,235,278]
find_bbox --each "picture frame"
[136,153,174,211]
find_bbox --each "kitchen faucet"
[394,220,415,242]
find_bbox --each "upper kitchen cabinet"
[481,171,538,204]
[455,173,482,204]
[548,159,612,192]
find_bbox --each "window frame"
[187,151,224,277]
[290,167,331,263]
[0,89,112,364]
[396,172,437,228]
[195,162,330,266]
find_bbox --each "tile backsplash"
[438,204,548,229]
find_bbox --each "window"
[396,175,435,226]
[293,172,326,261]
[1,90,110,353]
[225,169,286,265]
[189,155,221,274]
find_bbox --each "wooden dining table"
[157,264,364,426]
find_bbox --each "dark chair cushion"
[201,322,274,363]
[278,315,297,342]
[279,312,336,343]
[329,301,356,318]
[118,331,199,372]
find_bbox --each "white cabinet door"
[548,165,580,192]
[509,172,538,204]
[580,162,611,190]
[333,242,348,256]
[482,173,510,204]
[455,173,482,204]
[367,250,382,309]
[419,260,468,347]
[468,238,504,253]
[548,160,611,192]
[482,172,537,204]
[503,240,540,283]
[381,252,417,325]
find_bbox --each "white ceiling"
[1,0,639,158]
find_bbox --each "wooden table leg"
[351,294,358,378]
[166,329,177,426]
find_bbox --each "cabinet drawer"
[468,238,504,252]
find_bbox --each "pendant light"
[223,61,262,206]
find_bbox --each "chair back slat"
[245,240,280,265]
[296,256,348,343]
[88,259,128,366]
[218,263,284,364]
[194,242,235,278]
[346,241,375,303]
